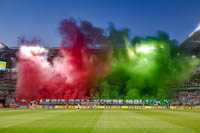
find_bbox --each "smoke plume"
[98,27,199,99]
[16,19,111,102]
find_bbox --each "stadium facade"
[1,32,200,106]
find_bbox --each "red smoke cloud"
[16,19,111,103]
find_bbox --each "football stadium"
[1,0,200,133]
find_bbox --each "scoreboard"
[0,61,6,71]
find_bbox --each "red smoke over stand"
[16,19,110,104]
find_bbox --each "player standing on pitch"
[77,103,80,111]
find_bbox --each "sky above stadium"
[0,0,200,47]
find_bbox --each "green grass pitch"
[0,109,200,133]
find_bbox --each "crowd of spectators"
[172,89,200,106]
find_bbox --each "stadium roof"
[0,42,9,51]
[179,25,200,57]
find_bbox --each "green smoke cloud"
[98,27,199,100]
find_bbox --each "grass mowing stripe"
[0,110,103,133]
[8,110,80,128]
[0,109,61,128]
[128,109,200,133]
[21,110,103,128]
[0,109,43,117]
[91,109,195,133]
[93,110,181,128]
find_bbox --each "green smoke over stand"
[98,29,199,100]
